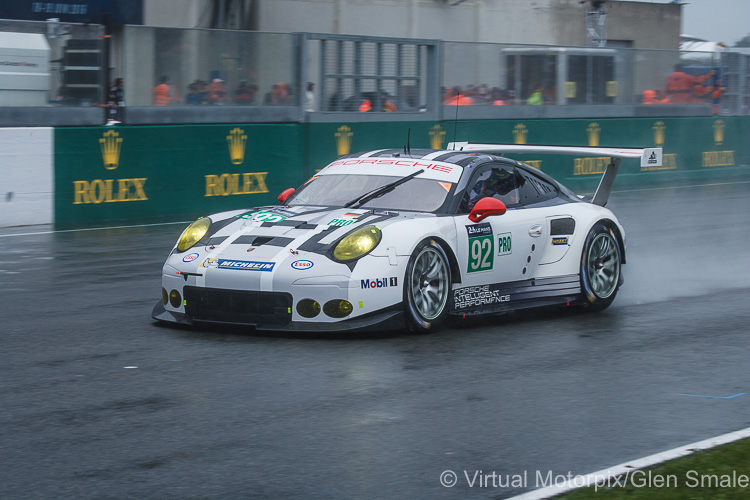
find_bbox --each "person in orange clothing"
[443,86,475,105]
[642,89,669,104]
[153,76,173,106]
[665,64,714,104]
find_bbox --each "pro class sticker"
[466,223,493,273]
[497,232,512,256]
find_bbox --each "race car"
[152,142,662,332]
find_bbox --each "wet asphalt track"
[1,180,749,499]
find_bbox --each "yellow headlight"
[333,225,382,262]
[177,217,211,252]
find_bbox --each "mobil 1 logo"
[466,223,493,273]
[497,232,512,256]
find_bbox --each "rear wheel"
[404,240,451,331]
[580,223,622,312]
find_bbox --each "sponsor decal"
[552,237,569,246]
[73,178,148,204]
[236,210,288,223]
[429,124,446,149]
[702,151,735,168]
[327,158,454,174]
[183,253,199,262]
[513,123,528,145]
[291,260,314,270]
[216,259,275,272]
[205,172,269,197]
[100,130,122,170]
[466,223,494,273]
[497,232,512,255]
[201,258,218,268]
[361,277,398,289]
[453,285,510,310]
[328,212,364,227]
[587,122,600,147]
[336,125,353,156]
[227,128,247,165]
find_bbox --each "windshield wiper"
[343,169,424,208]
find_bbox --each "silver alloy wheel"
[586,232,620,299]
[410,246,449,320]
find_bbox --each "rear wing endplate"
[447,142,663,206]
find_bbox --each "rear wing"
[447,142,663,207]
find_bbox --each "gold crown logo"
[335,125,353,156]
[587,122,601,147]
[513,124,528,145]
[429,125,446,149]
[99,130,122,170]
[227,128,247,165]
[652,121,666,147]
[713,119,725,145]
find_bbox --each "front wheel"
[580,223,622,312]
[404,240,451,331]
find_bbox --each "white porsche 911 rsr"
[152,142,662,332]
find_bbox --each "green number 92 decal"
[466,223,494,273]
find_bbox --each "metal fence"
[2,20,750,122]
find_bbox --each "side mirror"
[468,197,506,223]
[278,188,295,205]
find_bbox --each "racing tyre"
[404,240,451,331]
[580,223,622,312]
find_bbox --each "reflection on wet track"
[0,181,748,499]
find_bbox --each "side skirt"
[449,275,581,316]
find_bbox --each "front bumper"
[152,300,404,332]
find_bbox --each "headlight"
[333,225,382,262]
[177,217,211,252]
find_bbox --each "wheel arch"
[596,218,626,265]
[423,235,462,285]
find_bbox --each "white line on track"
[509,426,750,499]
[1,179,749,239]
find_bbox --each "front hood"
[169,205,411,288]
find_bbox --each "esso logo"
[291,260,314,270]
[183,253,199,262]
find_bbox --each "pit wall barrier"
[1,116,747,229]
[1,127,53,227]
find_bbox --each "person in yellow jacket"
[154,76,173,106]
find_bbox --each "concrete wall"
[0,128,53,227]
[143,0,680,49]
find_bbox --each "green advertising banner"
[53,116,749,228]
[54,124,305,228]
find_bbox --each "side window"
[458,165,520,213]
[517,170,558,206]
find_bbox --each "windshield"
[289,174,452,212]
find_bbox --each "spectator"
[207,78,227,105]
[234,81,257,105]
[106,77,124,124]
[490,87,508,106]
[642,89,669,104]
[186,80,203,105]
[154,75,174,106]
[305,82,315,112]
[665,64,714,104]
[264,82,293,105]
[526,85,544,105]
[443,86,475,106]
